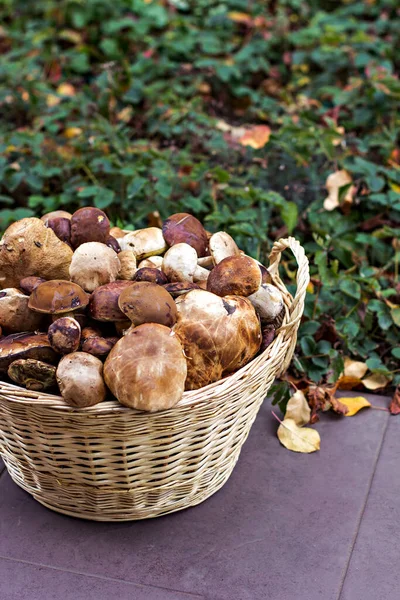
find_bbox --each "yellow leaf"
[306,281,315,294]
[228,12,253,24]
[344,357,368,379]
[277,419,320,453]
[239,125,271,149]
[285,390,310,426]
[324,170,354,211]
[58,29,83,45]
[56,83,76,97]
[389,181,400,194]
[339,396,371,417]
[64,127,82,139]
[46,94,60,107]
[362,373,390,390]
[116,106,133,122]
[337,375,363,391]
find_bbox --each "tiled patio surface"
[0,392,397,600]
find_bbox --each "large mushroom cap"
[8,359,57,391]
[0,332,58,374]
[89,281,134,322]
[69,242,121,292]
[174,289,261,390]
[41,210,72,225]
[70,207,110,248]
[118,281,177,327]
[119,227,167,260]
[104,323,187,412]
[162,213,209,257]
[0,217,73,289]
[206,255,261,297]
[0,288,44,333]
[28,280,89,315]
[56,352,106,408]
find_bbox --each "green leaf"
[391,308,400,328]
[280,201,298,234]
[127,177,147,198]
[391,348,400,359]
[300,336,316,355]
[339,278,361,300]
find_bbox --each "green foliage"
[0,0,399,390]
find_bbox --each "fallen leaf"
[239,125,271,149]
[227,12,254,25]
[324,170,354,211]
[64,127,82,139]
[116,106,133,122]
[339,396,371,416]
[337,375,363,390]
[46,94,60,107]
[362,373,390,390]
[285,389,310,426]
[389,386,400,415]
[344,357,368,379]
[277,418,320,453]
[307,385,327,423]
[56,83,76,97]
[329,395,349,416]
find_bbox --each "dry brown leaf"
[389,386,400,415]
[339,396,371,416]
[324,170,354,211]
[239,125,271,149]
[277,418,320,453]
[285,389,310,426]
[344,357,368,379]
[362,373,390,390]
[329,395,349,416]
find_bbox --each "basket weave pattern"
[0,238,309,521]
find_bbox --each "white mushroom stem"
[247,284,284,323]
[119,227,167,260]
[209,231,240,264]
[162,243,198,282]
[197,256,214,269]
[138,256,163,270]
[193,265,210,282]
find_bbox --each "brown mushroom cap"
[174,290,261,390]
[206,255,261,297]
[46,217,72,247]
[28,280,89,315]
[104,323,187,412]
[56,352,106,408]
[48,317,81,354]
[89,281,134,322]
[163,282,201,298]
[0,218,73,289]
[69,242,121,292]
[118,281,177,327]
[81,336,117,358]
[259,264,272,284]
[105,235,121,254]
[162,213,209,257]
[133,267,168,285]
[41,210,72,225]
[0,332,58,374]
[70,207,110,248]
[0,288,44,334]
[19,276,46,295]
[8,359,57,391]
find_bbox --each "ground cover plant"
[0,0,399,415]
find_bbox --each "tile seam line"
[0,554,205,599]
[336,414,391,600]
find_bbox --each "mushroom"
[118,281,177,327]
[114,320,131,336]
[209,231,240,264]
[138,256,163,270]
[118,250,137,280]
[69,242,120,292]
[0,217,73,288]
[173,290,261,390]
[259,264,272,284]
[81,335,118,359]
[163,282,201,298]
[133,267,168,285]
[247,283,284,323]
[0,332,57,374]
[109,226,127,241]
[48,317,81,354]
[206,255,261,297]
[162,213,209,257]
[105,235,121,253]
[89,281,134,322]
[41,210,72,225]
[104,323,187,412]
[70,207,110,248]
[119,227,167,260]
[162,243,209,283]
[260,324,275,353]
[8,359,57,391]
[28,280,89,319]
[0,288,44,333]
[19,276,46,295]
[197,255,214,269]
[56,352,106,408]
[46,217,72,247]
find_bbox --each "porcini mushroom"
[133,267,168,285]
[0,288,44,333]
[41,210,72,225]
[46,217,72,247]
[162,243,208,283]
[48,317,81,354]
[28,280,89,318]
[89,281,134,322]
[0,332,57,374]
[104,323,187,412]
[19,276,46,295]
[118,281,177,327]
[105,236,121,253]
[163,282,201,298]
[138,256,163,270]
[117,250,137,280]
[206,255,261,297]
[119,227,167,260]
[81,335,118,359]
[69,242,120,292]
[162,213,209,257]
[8,359,57,391]
[56,352,106,408]
[209,231,240,264]
[247,283,284,323]
[70,207,110,248]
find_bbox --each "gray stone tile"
[0,557,203,600]
[0,394,389,600]
[340,410,398,600]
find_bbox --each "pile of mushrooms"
[0,208,284,412]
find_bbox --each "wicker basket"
[0,237,309,521]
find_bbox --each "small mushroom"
[162,243,207,283]
[46,217,72,247]
[247,283,284,323]
[0,332,57,374]
[119,227,167,260]
[69,242,120,292]
[207,255,261,297]
[118,281,177,327]
[163,282,201,298]
[105,235,121,253]
[8,359,57,391]
[41,210,72,225]
[138,256,163,270]
[56,352,106,408]
[0,218,73,288]
[48,317,81,354]
[28,280,89,318]
[209,231,240,264]
[162,213,209,257]
[70,207,110,248]
[118,250,137,280]
[89,281,134,322]
[104,323,187,412]
[20,276,46,295]
[109,226,127,241]
[0,288,44,333]
[133,267,168,285]
[81,335,118,358]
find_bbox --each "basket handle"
[267,237,310,373]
